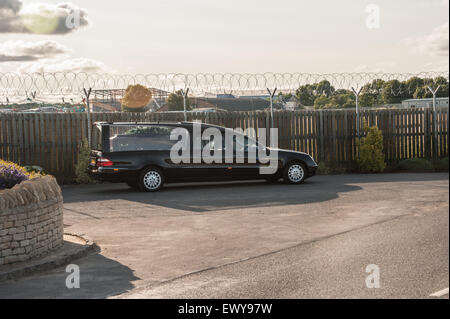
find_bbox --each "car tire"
[283,162,306,184]
[138,167,164,192]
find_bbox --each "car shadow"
[61,173,448,213]
[0,249,140,299]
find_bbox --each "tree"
[359,79,385,107]
[294,75,448,109]
[313,95,330,109]
[121,84,152,112]
[295,81,336,107]
[167,90,191,111]
[315,80,335,97]
[334,91,355,109]
[359,93,376,108]
[432,76,449,98]
[410,76,449,99]
[381,80,403,104]
[405,77,424,99]
[413,86,432,99]
[295,84,315,107]
[277,92,293,103]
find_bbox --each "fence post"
[83,88,92,148]
[319,110,324,162]
[427,85,441,159]
[267,88,277,129]
[424,108,431,158]
[351,87,363,140]
[265,111,270,147]
[180,88,189,122]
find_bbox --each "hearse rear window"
[109,125,176,152]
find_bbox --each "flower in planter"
[0,160,32,190]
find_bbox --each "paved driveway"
[0,173,448,298]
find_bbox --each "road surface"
[0,173,448,299]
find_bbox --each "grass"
[397,158,434,172]
[433,157,449,172]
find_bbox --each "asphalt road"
[0,173,448,299]
[121,205,449,299]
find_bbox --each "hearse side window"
[109,125,176,152]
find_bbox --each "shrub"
[434,157,449,172]
[356,122,386,173]
[0,160,40,190]
[24,165,49,175]
[397,158,434,172]
[75,139,94,184]
[317,162,331,175]
[316,161,349,174]
[167,90,191,111]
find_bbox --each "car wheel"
[283,162,306,184]
[138,167,164,192]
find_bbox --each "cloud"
[0,0,88,34]
[16,57,110,73]
[0,40,71,62]
[402,23,449,56]
[354,61,397,73]
[422,61,449,72]
[0,39,110,73]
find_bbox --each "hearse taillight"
[96,157,114,167]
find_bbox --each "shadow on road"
[0,251,139,299]
[61,173,448,213]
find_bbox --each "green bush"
[434,157,449,172]
[316,161,350,174]
[75,139,94,184]
[317,162,331,175]
[397,158,434,172]
[356,122,386,173]
[24,165,49,175]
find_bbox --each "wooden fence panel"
[0,108,447,179]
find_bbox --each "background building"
[402,97,449,108]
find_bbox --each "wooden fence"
[0,108,448,180]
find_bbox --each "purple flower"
[0,162,29,190]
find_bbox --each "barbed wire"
[0,71,448,102]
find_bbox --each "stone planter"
[0,176,63,265]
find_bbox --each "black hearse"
[88,122,318,191]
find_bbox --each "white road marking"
[429,288,449,297]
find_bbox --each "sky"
[0,0,448,74]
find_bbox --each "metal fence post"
[266,88,277,129]
[351,87,363,139]
[180,88,189,122]
[427,85,441,159]
[83,88,92,148]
